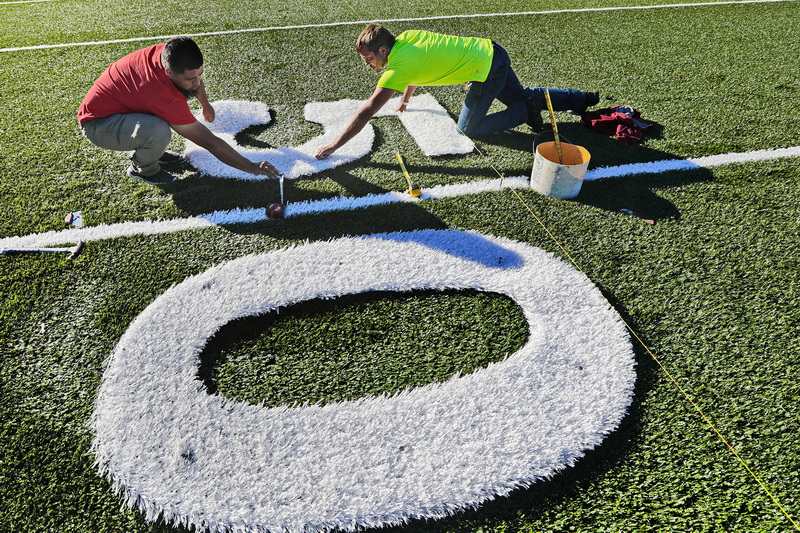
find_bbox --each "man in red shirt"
[78,36,279,185]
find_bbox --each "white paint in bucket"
[530,141,591,199]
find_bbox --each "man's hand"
[314,144,337,160]
[395,86,415,113]
[252,160,280,177]
[202,103,216,123]
[195,81,215,122]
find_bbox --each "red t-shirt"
[77,44,197,125]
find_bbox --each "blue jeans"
[456,43,587,138]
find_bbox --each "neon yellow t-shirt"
[377,30,494,92]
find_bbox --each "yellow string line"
[374,38,796,522]
[516,187,799,528]
[447,112,798,527]
[319,16,794,527]
[339,0,363,20]
[259,1,777,519]
[512,169,800,531]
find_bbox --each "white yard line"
[1,145,798,250]
[584,145,800,180]
[1,0,796,53]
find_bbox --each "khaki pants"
[80,113,171,176]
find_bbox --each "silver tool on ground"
[1,240,85,259]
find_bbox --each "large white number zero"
[92,229,635,533]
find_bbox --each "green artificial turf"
[1,0,799,531]
[200,289,529,407]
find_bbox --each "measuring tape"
[544,89,563,164]
[395,152,421,197]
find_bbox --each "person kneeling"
[315,24,599,159]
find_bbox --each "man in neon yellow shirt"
[315,24,598,159]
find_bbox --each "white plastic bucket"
[530,140,591,199]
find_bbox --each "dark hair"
[356,24,395,54]
[161,36,203,73]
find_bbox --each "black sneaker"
[127,166,176,185]
[524,97,544,132]
[158,150,187,171]
[569,91,600,115]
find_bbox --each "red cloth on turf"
[581,105,652,148]
[77,44,196,126]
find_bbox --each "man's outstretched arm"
[314,87,396,159]
[172,121,280,177]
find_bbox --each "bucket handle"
[532,130,576,151]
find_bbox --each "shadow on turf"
[134,129,678,532]
[162,116,711,242]
[359,294,660,533]
[477,121,713,223]
[114,280,660,533]
[164,150,460,242]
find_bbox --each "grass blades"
[1,0,799,531]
